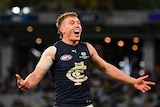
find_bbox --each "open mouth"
[74,29,80,34]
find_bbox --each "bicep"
[87,43,108,72]
[36,46,56,73]
[90,53,108,72]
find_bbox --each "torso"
[50,40,92,106]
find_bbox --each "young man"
[15,12,155,107]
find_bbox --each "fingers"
[145,85,151,90]
[141,75,149,80]
[19,82,29,91]
[140,75,156,85]
[141,76,156,93]
[142,81,155,93]
[15,74,23,81]
[15,74,27,91]
[141,80,155,93]
[141,85,151,93]
[15,74,23,86]
[135,75,156,93]
[17,80,29,91]
[145,81,156,85]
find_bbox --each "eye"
[77,21,81,24]
[70,21,75,25]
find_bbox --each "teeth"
[74,30,80,34]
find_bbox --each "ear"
[59,27,64,34]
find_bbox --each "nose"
[75,23,81,28]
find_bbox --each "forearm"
[24,66,46,89]
[103,63,136,85]
[24,71,42,89]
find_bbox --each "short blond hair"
[56,12,78,39]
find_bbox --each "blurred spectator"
[72,0,87,11]
[97,0,112,11]
[12,99,25,107]
[0,0,11,12]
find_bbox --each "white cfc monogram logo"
[66,61,88,85]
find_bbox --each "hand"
[15,74,30,91]
[133,75,156,93]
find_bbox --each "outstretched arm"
[87,43,155,93]
[15,66,47,91]
[15,46,56,91]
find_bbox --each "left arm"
[86,42,155,93]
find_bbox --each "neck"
[62,39,79,46]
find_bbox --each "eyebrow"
[69,19,81,23]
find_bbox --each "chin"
[72,38,80,42]
[75,38,80,41]
[74,37,80,40]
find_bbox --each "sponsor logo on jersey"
[79,52,89,59]
[60,54,73,61]
[71,49,77,53]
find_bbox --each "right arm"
[15,46,56,91]
[87,42,155,93]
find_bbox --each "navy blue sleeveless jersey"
[50,40,92,107]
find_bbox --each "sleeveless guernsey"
[50,40,92,107]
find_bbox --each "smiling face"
[59,16,82,45]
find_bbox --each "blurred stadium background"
[0,0,160,107]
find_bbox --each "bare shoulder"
[85,42,94,49]
[85,42,97,56]
[43,46,57,55]
[41,46,57,60]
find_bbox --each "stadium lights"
[22,7,31,15]
[11,6,21,14]
[11,6,32,15]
